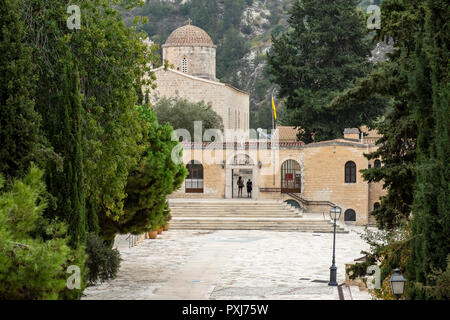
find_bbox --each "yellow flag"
[272,95,277,120]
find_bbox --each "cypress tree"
[407,0,449,299]
[45,61,86,248]
[0,0,41,180]
[331,0,449,298]
[268,0,386,143]
[330,0,423,229]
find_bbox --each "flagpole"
[271,88,276,186]
[271,88,276,131]
[272,106,274,131]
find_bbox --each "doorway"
[232,169,253,198]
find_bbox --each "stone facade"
[163,46,217,81]
[170,139,386,226]
[148,24,250,133]
[146,24,386,227]
[151,68,250,132]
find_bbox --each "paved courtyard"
[83,227,373,300]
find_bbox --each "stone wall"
[163,46,216,81]
[151,68,250,133]
[168,141,386,226]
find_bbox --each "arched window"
[373,202,380,210]
[344,209,356,222]
[182,58,188,73]
[374,159,381,168]
[345,161,357,183]
[185,160,203,193]
[281,160,301,193]
[284,199,300,209]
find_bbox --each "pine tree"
[268,0,386,143]
[99,106,187,244]
[0,166,87,300]
[0,0,41,180]
[331,0,449,299]
[330,0,423,229]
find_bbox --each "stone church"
[146,24,385,226]
[151,24,250,134]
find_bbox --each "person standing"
[246,179,253,198]
[237,176,244,198]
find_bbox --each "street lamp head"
[389,268,406,297]
[329,206,342,220]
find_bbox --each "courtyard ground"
[83,227,373,300]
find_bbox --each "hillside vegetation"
[127,0,382,130]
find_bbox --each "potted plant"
[163,213,172,231]
[148,225,158,239]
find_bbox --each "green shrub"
[85,233,121,285]
[0,166,86,300]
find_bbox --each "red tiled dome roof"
[163,25,215,47]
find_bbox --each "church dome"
[163,25,215,47]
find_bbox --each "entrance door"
[281,160,301,193]
[232,169,253,198]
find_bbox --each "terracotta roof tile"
[277,126,300,142]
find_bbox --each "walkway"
[83,228,372,300]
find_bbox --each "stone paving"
[83,227,373,300]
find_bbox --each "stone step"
[170,206,294,210]
[170,221,342,228]
[169,224,348,233]
[167,200,337,232]
[170,210,297,215]
[169,203,290,207]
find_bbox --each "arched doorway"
[185,160,203,193]
[225,153,257,199]
[281,160,301,193]
[230,154,254,198]
[344,209,356,222]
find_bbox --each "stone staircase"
[168,200,348,233]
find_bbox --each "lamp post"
[328,206,342,286]
[389,268,406,299]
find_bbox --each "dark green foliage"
[331,0,422,230]
[133,0,250,84]
[0,0,181,299]
[407,0,449,299]
[154,97,224,138]
[85,233,121,285]
[0,0,41,181]
[268,0,387,143]
[99,106,187,242]
[421,255,450,300]
[43,61,87,248]
[333,0,449,299]
[0,166,87,300]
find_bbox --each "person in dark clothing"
[237,176,244,198]
[246,179,253,198]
